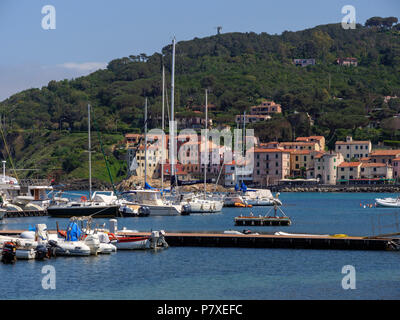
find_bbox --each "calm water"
[1,192,400,300]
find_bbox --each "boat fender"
[81,196,87,202]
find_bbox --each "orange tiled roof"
[253,148,290,153]
[370,150,400,156]
[361,163,387,168]
[338,162,361,168]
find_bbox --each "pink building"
[253,148,291,186]
[392,158,400,180]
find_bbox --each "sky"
[0,0,398,101]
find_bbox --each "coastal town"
[123,98,400,189]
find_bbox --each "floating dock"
[117,231,398,251]
[0,230,398,251]
[235,216,291,226]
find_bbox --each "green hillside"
[1,18,399,183]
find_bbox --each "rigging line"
[0,120,19,181]
[91,108,118,196]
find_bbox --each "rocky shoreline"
[58,178,400,194]
[270,185,400,193]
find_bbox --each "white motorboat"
[242,189,282,206]
[182,195,224,213]
[375,197,400,208]
[128,190,183,216]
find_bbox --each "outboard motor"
[35,244,49,260]
[2,242,16,264]
[181,204,191,216]
[138,206,150,217]
[47,240,66,257]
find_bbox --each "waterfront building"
[337,162,362,180]
[252,148,291,186]
[369,149,400,165]
[335,136,372,161]
[289,150,315,178]
[314,151,344,184]
[360,163,393,179]
[392,158,400,180]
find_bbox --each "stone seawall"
[270,185,400,193]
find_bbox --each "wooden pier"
[0,230,398,251]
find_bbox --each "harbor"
[1,192,400,300]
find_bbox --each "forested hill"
[1,18,400,182]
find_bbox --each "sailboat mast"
[170,38,176,184]
[88,104,92,201]
[204,89,208,199]
[161,65,165,192]
[144,98,148,187]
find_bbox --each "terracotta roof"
[290,150,312,155]
[393,157,400,162]
[361,163,387,168]
[370,150,400,156]
[253,148,290,153]
[280,142,317,146]
[338,162,361,168]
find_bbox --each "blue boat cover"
[144,182,156,190]
[241,182,248,193]
[66,221,82,241]
[234,183,240,191]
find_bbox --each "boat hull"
[47,205,120,218]
[375,198,400,208]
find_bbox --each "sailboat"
[180,89,224,213]
[47,104,120,218]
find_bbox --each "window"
[347,146,350,150]
[361,168,364,172]
[275,162,279,167]
[347,154,350,158]
[275,170,279,175]
[373,168,377,172]
[341,168,344,172]
[275,154,278,159]
[296,156,299,161]
[318,166,321,170]
[296,164,299,169]
[350,175,353,179]
[304,156,307,162]
[257,170,260,175]
[350,168,353,171]
[341,176,345,179]
[334,158,336,162]
[360,146,363,150]
[338,146,341,150]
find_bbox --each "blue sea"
[1,192,399,300]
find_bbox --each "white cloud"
[58,62,107,72]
